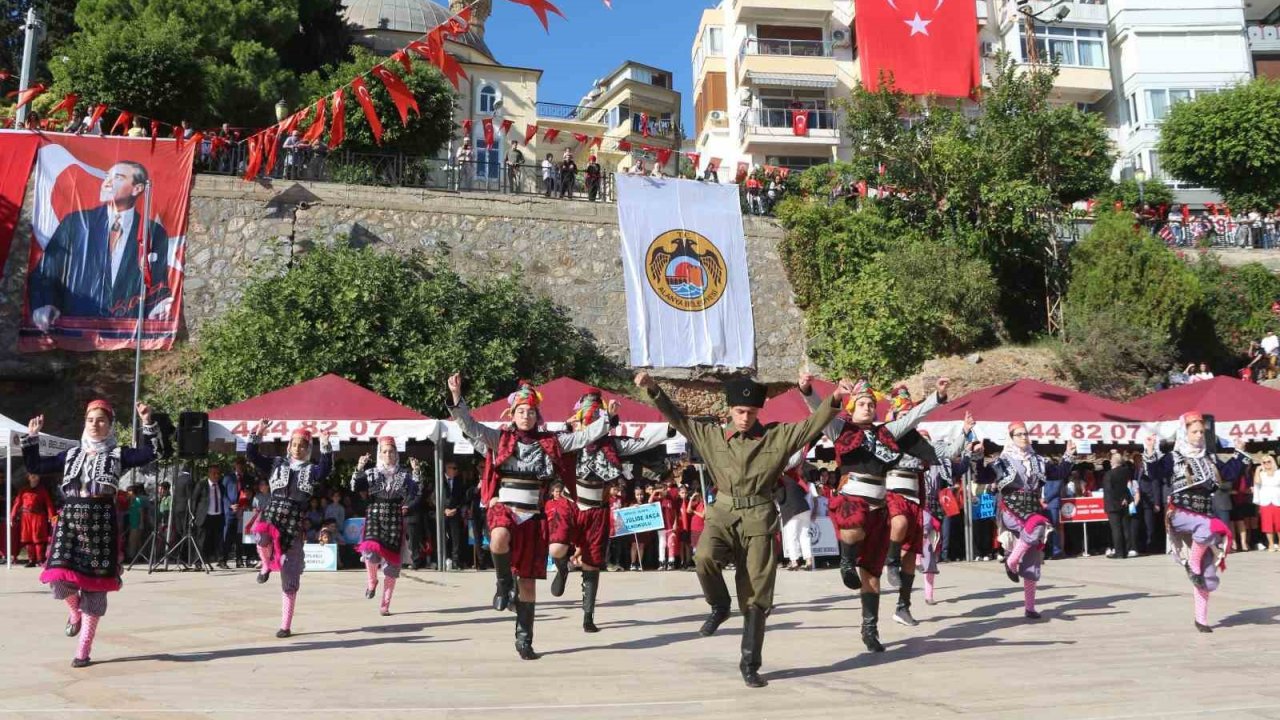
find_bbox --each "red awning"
[1127,376,1280,442]
[757,379,836,424]
[208,374,436,443]
[468,377,665,424]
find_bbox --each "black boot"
[860,591,885,652]
[581,570,601,633]
[493,553,515,612]
[893,572,918,627]
[839,541,861,590]
[550,555,570,597]
[699,605,731,636]
[884,542,902,589]
[514,599,540,660]
[739,607,768,688]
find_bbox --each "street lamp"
[275,99,289,123]
[1017,0,1073,65]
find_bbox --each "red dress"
[10,485,54,544]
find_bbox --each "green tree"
[1182,256,1280,365]
[1,0,78,85]
[1055,311,1173,400]
[298,47,457,156]
[1094,178,1175,211]
[1157,79,1280,211]
[182,244,615,416]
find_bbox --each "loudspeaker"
[151,412,176,459]
[177,411,210,459]
[1203,413,1218,452]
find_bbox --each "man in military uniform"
[635,371,848,688]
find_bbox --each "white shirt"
[106,208,136,284]
[1263,334,1279,355]
[207,480,222,515]
[1257,468,1280,506]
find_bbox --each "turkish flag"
[371,65,419,126]
[500,119,514,135]
[110,111,133,135]
[792,111,809,136]
[856,0,980,98]
[482,118,495,149]
[524,124,538,144]
[328,89,347,149]
[351,78,384,144]
[617,139,632,152]
[543,128,560,142]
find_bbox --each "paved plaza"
[2,552,1279,719]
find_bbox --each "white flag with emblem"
[616,175,755,368]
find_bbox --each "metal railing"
[743,108,838,131]
[742,38,833,58]
[535,101,607,122]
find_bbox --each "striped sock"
[1006,539,1030,573]
[1194,586,1210,625]
[923,572,936,603]
[65,595,82,625]
[365,559,379,591]
[256,544,270,568]
[76,615,99,660]
[1023,578,1037,613]
[281,592,296,631]
[381,577,397,614]
[1189,542,1209,574]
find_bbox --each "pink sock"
[1023,578,1036,613]
[1190,542,1209,574]
[76,615,99,660]
[257,544,270,568]
[381,577,397,613]
[365,559,379,590]
[1007,539,1030,572]
[281,592,296,631]
[65,595,82,624]
[924,573,936,602]
[1194,586,1210,625]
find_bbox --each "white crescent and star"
[884,0,945,36]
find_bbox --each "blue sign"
[974,493,996,520]
[610,502,667,537]
[303,543,339,571]
[341,518,365,545]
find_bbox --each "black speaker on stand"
[178,411,210,459]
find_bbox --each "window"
[708,27,724,54]
[1145,88,1215,122]
[764,156,827,171]
[478,85,498,114]
[475,130,503,179]
[1127,93,1138,126]
[1018,25,1106,68]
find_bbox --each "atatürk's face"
[100,163,143,210]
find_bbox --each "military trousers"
[694,515,777,614]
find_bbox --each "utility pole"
[15,6,44,128]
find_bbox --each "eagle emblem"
[644,229,728,311]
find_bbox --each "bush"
[1094,178,1175,212]
[1182,257,1280,365]
[1056,311,1172,400]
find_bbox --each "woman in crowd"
[23,400,161,668]
[350,437,421,616]
[975,425,1077,621]
[915,415,977,608]
[676,484,694,570]
[446,373,608,660]
[10,473,55,567]
[1144,414,1251,632]
[1229,460,1258,552]
[244,420,334,638]
[1255,453,1280,551]
[607,484,628,571]
[631,485,651,571]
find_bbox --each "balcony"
[995,0,1108,31]
[734,0,831,21]
[739,108,841,148]
[1249,23,1280,53]
[535,102,607,124]
[742,38,832,58]
[738,39,838,84]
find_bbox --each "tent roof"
[1127,376,1280,422]
[469,377,665,424]
[209,374,431,420]
[757,379,837,424]
[921,379,1154,424]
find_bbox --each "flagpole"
[131,182,153,438]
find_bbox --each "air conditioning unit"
[831,28,851,47]
[980,41,997,57]
[709,110,726,122]
[738,88,753,107]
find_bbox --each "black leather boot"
[493,553,515,612]
[894,572,918,627]
[860,591,885,652]
[550,555,570,597]
[514,599,540,660]
[699,605,731,636]
[839,541,861,590]
[581,570,600,633]
[739,607,768,688]
[885,541,903,589]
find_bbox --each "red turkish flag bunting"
[329,89,347,149]
[708,157,721,171]
[510,0,565,32]
[482,118,495,149]
[617,139,632,152]
[110,111,133,135]
[371,65,419,125]
[149,119,161,152]
[390,50,413,74]
[438,51,467,90]
[792,110,809,136]
[855,0,980,98]
[88,103,107,129]
[264,126,282,174]
[543,128,560,142]
[173,126,185,153]
[10,83,46,109]
[445,6,472,36]
[640,113,650,137]
[461,119,473,136]
[188,131,204,161]
[734,161,748,181]
[49,93,78,119]
[686,152,700,170]
[500,119,514,135]
[656,148,672,167]
[301,96,327,144]
[351,77,384,144]
[243,135,263,180]
[590,136,603,149]
[572,132,588,144]
[524,124,538,144]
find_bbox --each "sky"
[475,0,718,129]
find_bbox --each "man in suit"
[1136,450,1165,554]
[1103,450,1136,560]
[442,461,468,570]
[28,160,172,331]
[192,464,229,569]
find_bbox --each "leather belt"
[727,494,773,510]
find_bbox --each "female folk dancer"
[804,375,949,652]
[11,473,55,567]
[552,390,670,632]
[351,437,421,616]
[23,400,161,668]
[1144,413,1249,632]
[447,374,608,660]
[244,420,334,638]
[975,425,1075,620]
[903,414,977,610]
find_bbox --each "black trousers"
[1140,501,1165,554]
[1107,510,1132,557]
[197,516,224,563]
[444,513,466,568]
[405,517,425,567]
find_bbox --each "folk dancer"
[11,473,56,567]
[912,415,978,608]
[351,437,421,615]
[447,374,608,660]
[23,400,162,668]
[244,420,334,638]
[639,370,848,688]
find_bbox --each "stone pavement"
[2,552,1280,720]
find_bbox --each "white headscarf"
[80,429,117,455]
[1174,413,1206,460]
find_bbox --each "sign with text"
[974,493,997,520]
[1060,497,1107,523]
[303,543,338,571]
[808,517,839,557]
[610,502,667,537]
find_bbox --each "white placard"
[395,437,407,452]
[235,437,247,452]
[453,437,474,455]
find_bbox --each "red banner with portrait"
[18,133,196,352]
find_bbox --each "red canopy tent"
[208,374,439,445]
[757,379,837,425]
[1127,376,1280,442]
[916,379,1156,446]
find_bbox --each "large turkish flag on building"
[855,0,981,98]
